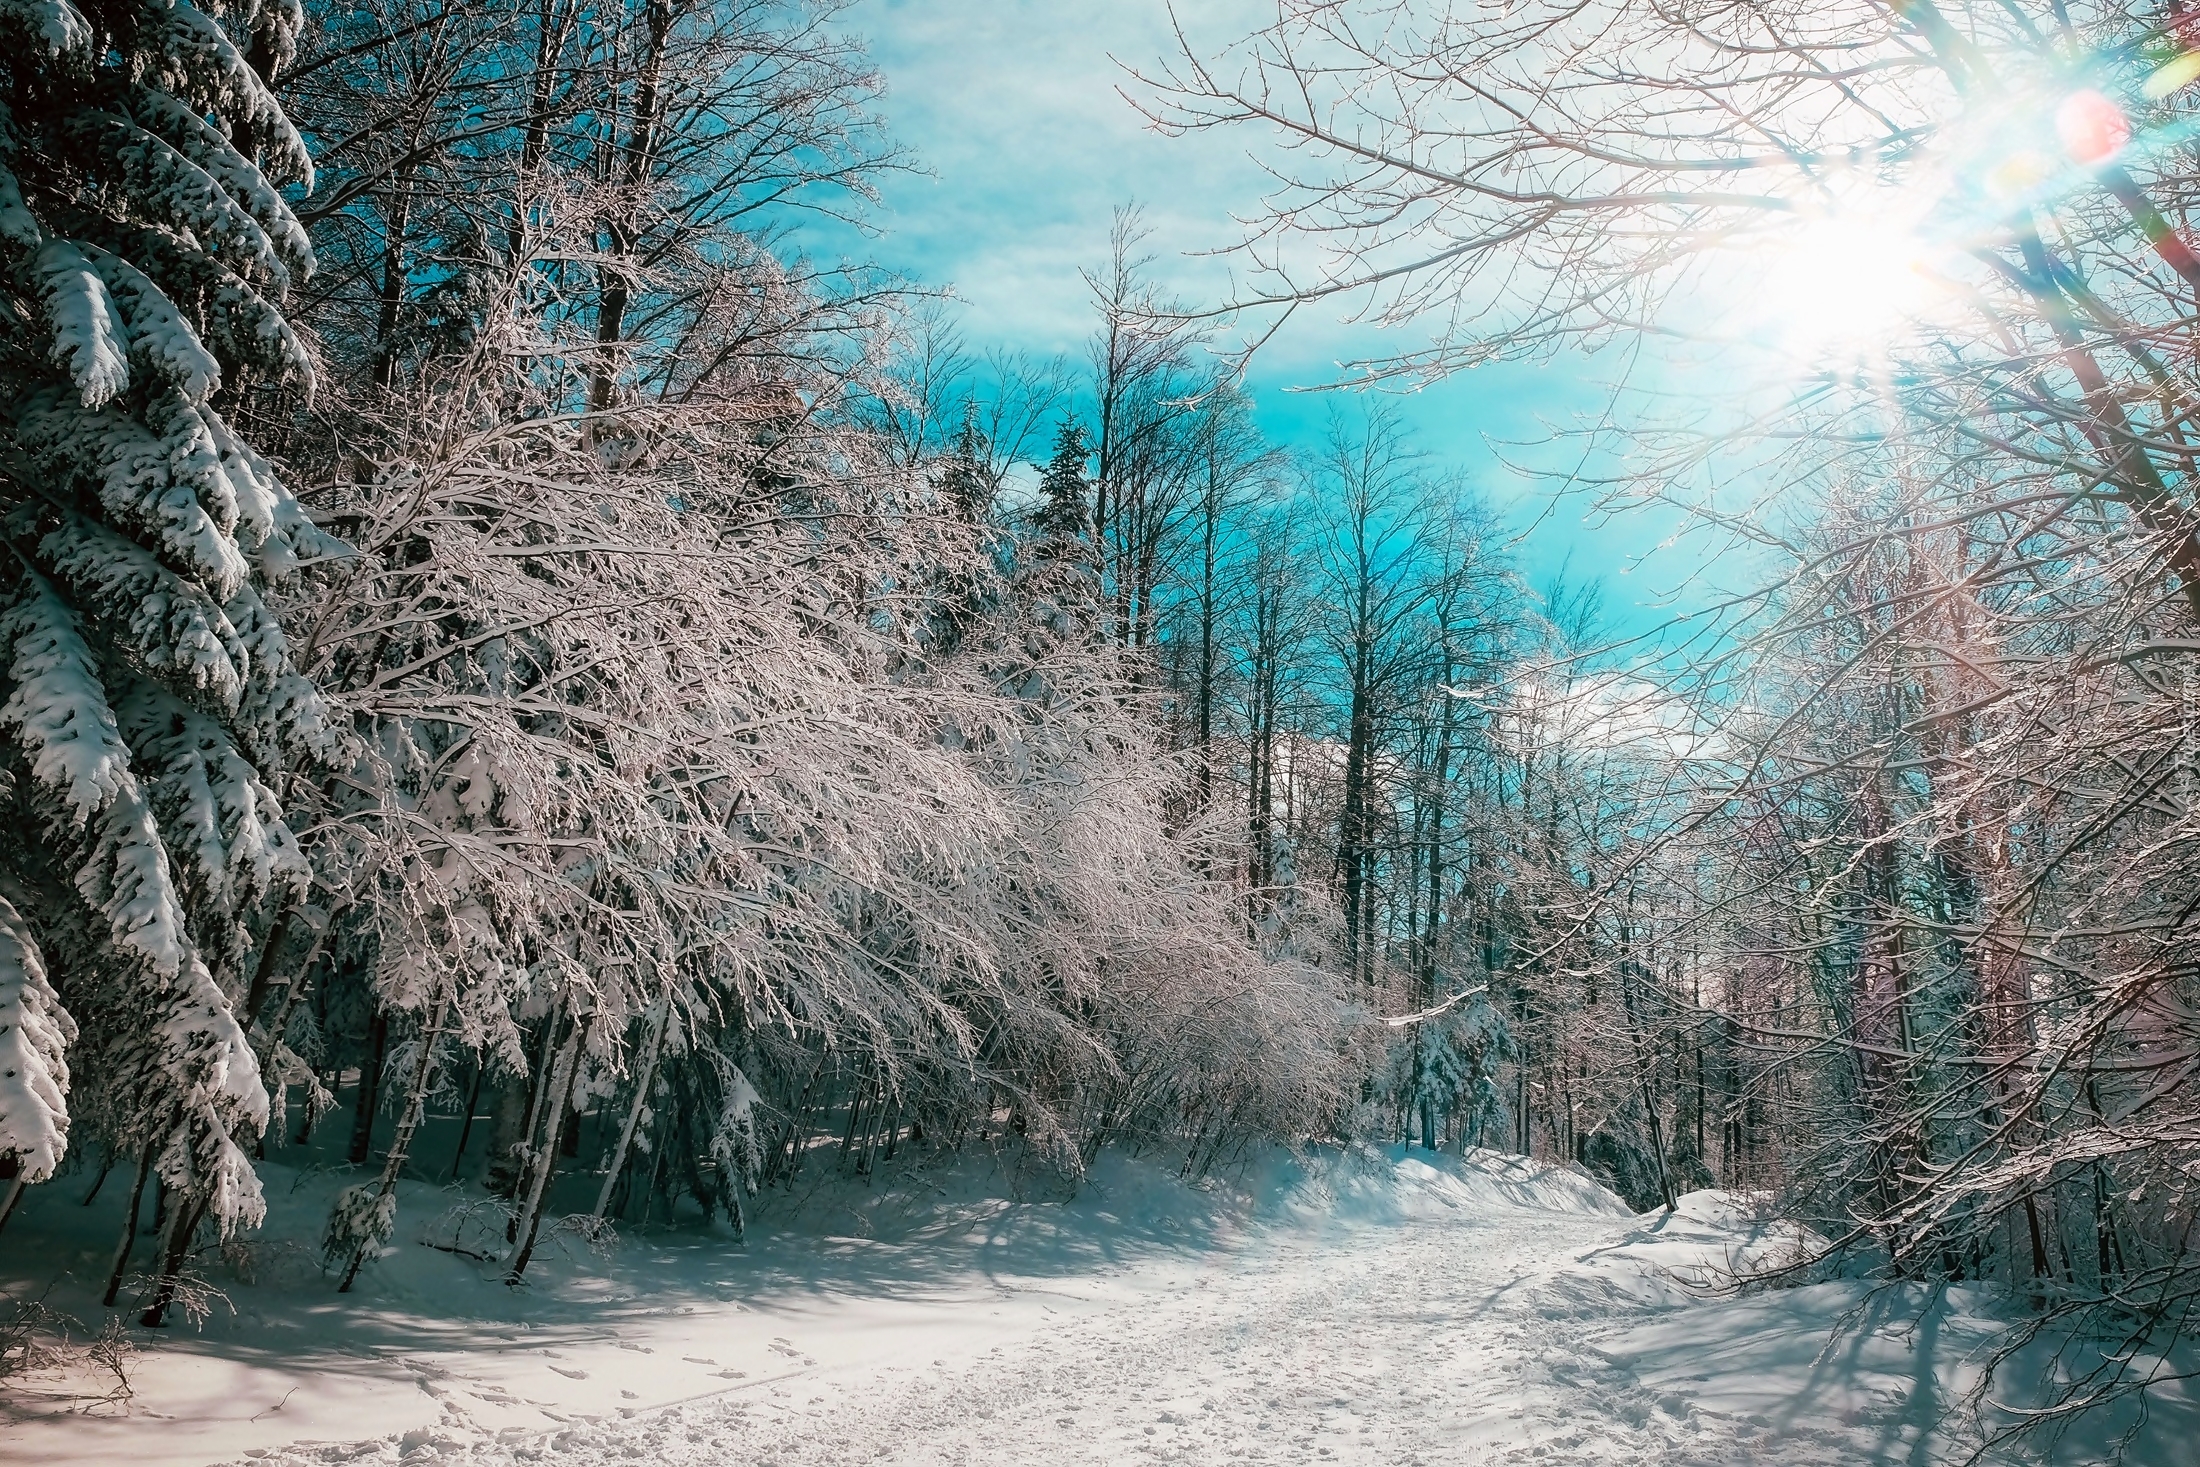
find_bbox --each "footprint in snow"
[550,1366,589,1380]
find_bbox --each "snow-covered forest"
[2,1,2198,1462]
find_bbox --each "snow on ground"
[5,1147,2195,1466]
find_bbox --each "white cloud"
[840,0,1272,349]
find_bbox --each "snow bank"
[1565,1195,2200,1464]
[1588,1275,2200,1464]
[1546,1187,1824,1309]
[1269,1143,1638,1230]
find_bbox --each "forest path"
[219,1156,1881,1467]
[631,1202,1844,1467]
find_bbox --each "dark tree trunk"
[348,1009,391,1166]
[100,1149,154,1307]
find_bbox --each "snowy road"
[617,1206,1838,1467]
[24,1149,2182,1466]
[217,1157,1888,1467]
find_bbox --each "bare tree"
[1144,2,2200,1440]
[1307,406,1444,985]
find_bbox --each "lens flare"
[1757,216,1933,356]
[2056,90,2130,164]
[2144,51,2200,100]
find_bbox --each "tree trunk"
[449,1056,487,1182]
[505,1015,585,1284]
[506,0,578,268]
[368,172,415,391]
[79,1152,114,1206]
[586,0,677,417]
[242,904,299,1038]
[593,998,671,1219]
[1339,646,1377,984]
[493,1011,564,1206]
[339,995,451,1291]
[100,1148,154,1307]
[348,1009,391,1166]
[139,1189,212,1328]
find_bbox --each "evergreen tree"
[1002,418,1104,684]
[0,0,331,1273]
[943,407,992,525]
[1033,418,1094,556]
[925,407,1001,657]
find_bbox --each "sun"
[1754,212,1938,359]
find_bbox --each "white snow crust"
[3,1146,2193,1466]
[0,893,74,1181]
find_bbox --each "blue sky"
[805,0,1703,631]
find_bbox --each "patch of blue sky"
[796,0,1722,641]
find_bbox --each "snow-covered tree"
[0,0,331,1309]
